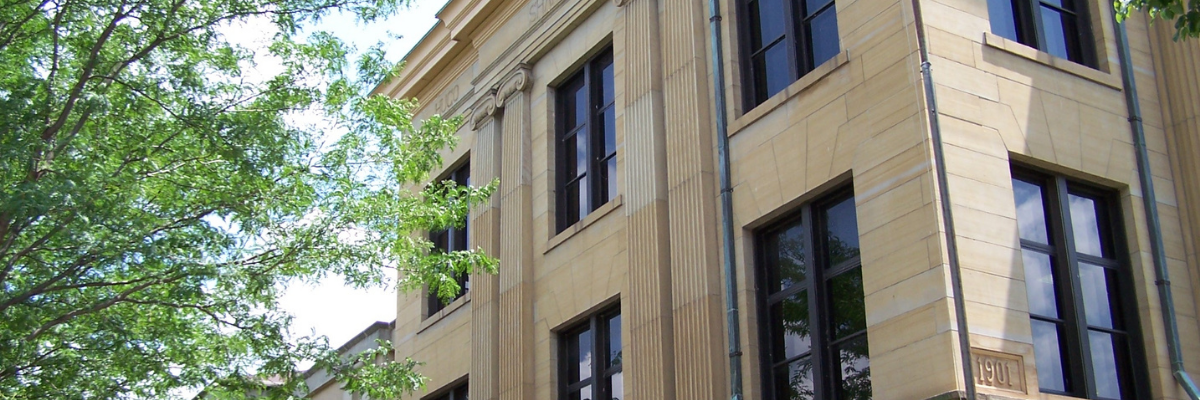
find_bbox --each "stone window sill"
[545,194,623,254]
[418,291,471,334]
[982,32,1121,90]
[729,50,851,137]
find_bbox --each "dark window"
[739,0,840,108]
[560,306,622,400]
[987,0,1094,66]
[428,162,471,317]
[428,382,469,400]
[556,48,617,233]
[1012,167,1146,399]
[757,189,870,400]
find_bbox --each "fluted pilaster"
[1150,24,1200,340]
[470,90,502,400]
[620,0,677,399]
[659,0,728,397]
[496,66,535,400]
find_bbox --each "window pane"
[1079,262,1117,329]
[577,129,589,180]
[605,157,617,204]
[828,268,866,341]
[1069,194,1105,258]
[752,43,791,101]
[750,0,787,49]
[562,80,584,130]
[1088,330,1124,399]
[987,0,1021,41]
[835,336,872,400]
[1022,249,1059,318]
[577,329,593,382]
[805,0,833,16]
[602,106,616,155]
[774,358,815,400]
[608,314,622,368]
[600,62,614,104]
[1031,319,1070,392]
[563,133,578,179]
[609,372,623,400]
[768,221,808,293]
[823,196,860,267]
[1012,178,1050,244]
[574,83,589,128]
[808,8,840,70]
[770,291,812,361]
[564,181,581,227]
[578,175,590,219]
[568,385,593,400]
[1040,6,1070,60]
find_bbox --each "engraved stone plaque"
[970,348,1027,393]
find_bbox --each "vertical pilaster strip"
[469,91,501,400]
[496,66,534,400]
[619,0,677,398]
[1150,23,1200,358]
[658,0,728,397]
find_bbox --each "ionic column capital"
[497,65,532,105]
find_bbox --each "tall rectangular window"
[987,0,1093,66]
[428,162,471,317]
[428,382,468,400]
[757,189,870,400]
[1012,167,1146,399]
[739,0,840,108]
[556,48,616,233]
[560,306,622,400]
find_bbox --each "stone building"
[371,0,1200,396]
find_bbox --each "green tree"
[1115,0,1200,39]
[0,0,496,398]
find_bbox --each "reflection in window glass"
[1088,331,1123,399]
[1069,194,1104,257]
[760,190,868,400]
[1031,319,1069,392]
[1011,169,1141,398]
[1022,250,1059,318]
[1013,178,1049,244]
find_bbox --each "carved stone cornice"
[496,65,532,104]
[471,90,498,130]
[613,0,630,6]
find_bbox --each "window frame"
[427,161,471,317]
[755,187,871,400]
[736,0,840,109]
[988,0,1097,67]
[558,305,622,400]
[555,47,617,234]
[1010,166,1150,399]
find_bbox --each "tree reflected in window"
[759,188,869,400]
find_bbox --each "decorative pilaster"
[659,0,728,397]
[496,66,535,400]
[620,0,677,398]
[469,90,501,400]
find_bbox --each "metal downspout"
[706,0,743,398]
[909,0,977,397]
[1111,15,1200,400]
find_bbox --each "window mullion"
[581,63,595,214]
[1027,0,1049,51]
[802,204,829,400]
[1054,176,1098,398]
[593,314,606,400]
[784,0,802,80]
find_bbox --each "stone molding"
[471,90,498,130]
[497,65,532,104]
[613,0,630,6]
